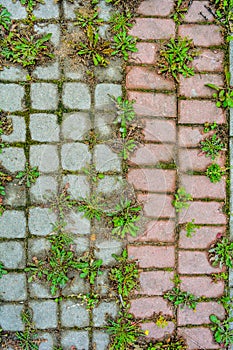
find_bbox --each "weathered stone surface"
[61,300,89,327]
[28,208,57,236]
[0,273,27,301]
[0,304,24,331]
[61,143,91,171]
[30,114,60,142]
[0,147,25,173]
[31,83,58,110]
[29,301,58,329]
[0,210,26,238]
[0,241,25,268]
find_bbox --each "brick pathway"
[0,0,230,349]
[127,0,228,349]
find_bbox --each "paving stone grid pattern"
[0,0,230,349]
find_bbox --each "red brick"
[137,0,174,16]
[128,245,175,268]
[126,66,175,91]
[128,91,176,117]
[178,251,222,274]
[179,100,226,124]
[178,201,226,225]
[180,174,226,199]
[129,42,158,64]
[178,126,214,147]
[184,1,214,22]
[179,74,224,98]
[179,24,223,47]
[180,276,225,298]
[138,193,175,218]
[178,302,225,326]
[179,226,225,249]
[129,18,175,40]
[129,144,175,166]
[179,148,226,172]
[191,49,224,72]
[178,327,219,349]
[130,297,173,318]
[137,271,174,295]
[129,220,175,243]
[143,118,176,143]
[140,322,175,340]
[127,169,176,192]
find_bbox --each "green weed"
[77,196,104,221]
[16,162,39,188]
[107,311,144,350]
[146,336,187,349]
[112,31,137,60]
[15,310,40,350]
[211,272,228,282]
[119,139,137,160]
[210,314,233,347]
[210,0,233,37]
[111,96,136,138]
[109,11,133,32]
[170,0,188,24]
[107,199,141,238]
[206,163,225,183]
[206,82,233,108]
[80,292,100,310]
[158,37,197,82]
[50,185,76,219]
[1,31,54,67]
[82,164,105,182]
[0,5,11,31]
[164,287,198,310]
[209,236,233,268]
[185,219,200,237]
[0,171,12,196]
[76,256,103,284]
[155,314,168,329]
[74,9,103,29]
[203,121,218,133]
[172,187,192,213]
[18,0,44,12]
[200,134,224,160]
[0,261,7,278]
[110,249,139,299]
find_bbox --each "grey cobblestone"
[97,175,124,195]
[63,61,86,80]
[28,238,51,260]
[28,207,57,236]
[31,83,58,110]
[38,333,55,350]
[33,0,59,19]
[30,114,60,142]
[0,83,24,111]
[62,273,89,296]
[29,282,55,299]
[95,238,123,266]
[95,84,122,110]
[0,273,27,301]
[62,83,91,110]
[62,113,91,141]
[62,175,90,199]
[94,145,121,172]
[30,175,58,204]
[94,111,115,138]
[0,210,26,238]
[65,210,91,235]
[29,301,58,329]
[0,66,27,81]
[93,301,118,327]
[94,59,123,82]
[32,60,61,80]
[0,241,25,268]
[61,331,89,350]
[62,0,82,19]
[0,147,25,173]
[2,115,26,143]
[61,300,89,327]
[0,0,27,19]
[0,304,24,331]
[92,331,110,350]
[30,145,59,173]
[61,143,91,171]
[5,180,26,207]
[35,24,61,48]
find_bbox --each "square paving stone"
[37,333,55,350]
[28,238,51,260]
[94,58,123,82]
[94,145,121,172]
[62,175,90,199]
[0,0,27,19]
[29,282,55,299]
[30,114,60,142]
[61,300,89,327]
[31,83,58,110]
[94,111,115,138]
[62,83,91,109]
[95,270,111,296]
[92,301,118,327]
[61,331,89,350]
[32,60,60,80]
[63,60,86,80]
[61,143,91,171]
[62,0,82,19]
[0,147,25,173]
[0,66,27,81]
[30,175,58,204]
[0,241,25,268]
[28,207,57,236]
[30,145,59,173]
[35,24,61,48]
[0,210,26,238]
[0,273,27,301]
[29,301,58,329]
[97,175,124,195]
[5,180,26,207]
[2,115,26,143]
[62,272,89,297]
[33,0,59,19]
[92,331,110,350]
[95,84,122,110]
[65,210,91,235]
[95,238,123,266]
[0,304,24,331]
[62,113,91,141]
[0,84,24,112]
